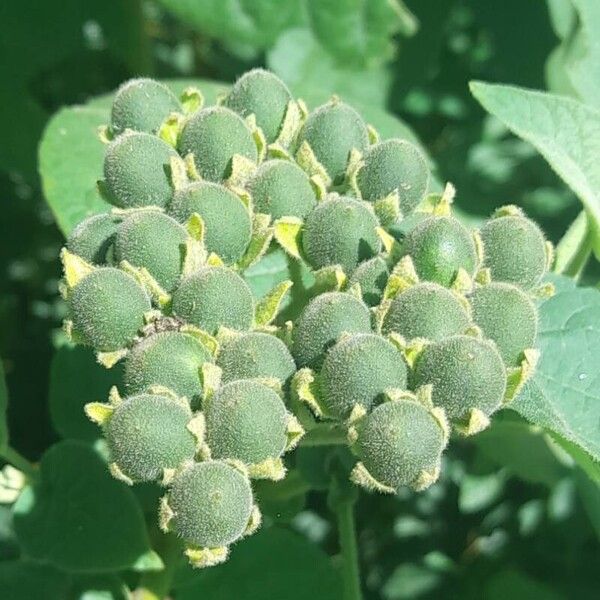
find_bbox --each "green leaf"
[12,440,159,573]
[0,359,8,452]
[382,563,441,600]
[0,562,70,600]
[39,79,230,236]
[174,527,342,599]
[49,344,123,441]
[512,276,600,464]
[470,82,600,252]
[484,568,563,600]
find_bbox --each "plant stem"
[135,534,181,600]
[1,446,37,479]
[335,498,362,600]
[299,424,348,447]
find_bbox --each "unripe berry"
[205,380,288,466]
[292,292,372,368]
[68,268,151,352]
[298,100,369,183]
[402,216,477,286]
[224,69,292,143]
[217,331,295,384]
[105,393,196,482]
[171,266,254,334]
[103,131,178,209]
[66,213,120,265]
[356,139,429,215]
[165,461,253,548]
[469,282,537,365]
[347,256,389,307]
[302,196,381,274]
[168,182,251,264]
[412,335,506,423]
[110,78,181,135]
[178,106,257,182]
[247,159,316,219]
[480,211,547,289]
[114,211,189,292]
[320,333,407,419]
[382,282,470,341]
[124,331,212,403]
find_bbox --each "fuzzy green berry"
[66,213,121,265]
[480,212,547,289]
[205,380,288,466]
[171,266,254,334]
[217,331,295,384]
[352,399,446,492]
[302,196,381,274]
[68,268,151,351]
[124,331,212,403]
[168,182,251,264]
[110,78,181,135]
[103,131,178,209]
[382,283,470,341]
[166,461,253,548]
[224,69,292,143]
[402,216,477,286]
[247,160,316,219]
[292,292,372,368]
[114,211,189,291]
[298,100,369,183]
[347,256,389,307]
[105,393,195,482]
[470,282,537,365]
[412,335,506,423]
[319,333,407,419]
[178,106,257,182]
[356,139,429,215]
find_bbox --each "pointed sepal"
[255,280,293,327]
[273,217,303,260]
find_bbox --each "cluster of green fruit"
[59,69,552,567]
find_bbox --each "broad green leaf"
[512,276,600,464]
[12,440,160,573]
[470,82,600,252]
[174,527,342,599]
[0,359,8,452]
[0,562,70,600]
[49,344,123,441]
[39,79,229,236]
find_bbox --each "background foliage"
[1,1,599,598]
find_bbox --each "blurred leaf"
[458,472,505,514]
[574,469,600,538]
[484,568,564,600]
[382,563,441,600]
[0,359,8,452]
[12,440,159,573]
[175,527,342,599]
[49,345,123,441]
[68,574,130,600]
[470,82,600,253]
[546,0,577,40]
[552,433,600,484]
[0,561,70,600]
[513,276,600,464]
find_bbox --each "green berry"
[320,333,407,419]
[302,196,381,274]
[403,216,477,286]
[103,131,178,209]
[105,393,195,482]
[224,69,292,143]
[110,78,181,135]
[66,213,120,265]
[114,211,188,291]
[356,139,429,215]
[480,212,547,289]
[247,159,316,219]
[412,335,507,421]
[68,268,150,352]
[470,282,537,365]
[292,292,372,368]
[178,106,258,182]
[298,100,369,183]
[166,461,253,548]
[171,266,254,334]
[124,331,212,403]
[168,182,251,264]
[205,380,288,466]
[382,283,470,341]
[347,256,389,307]
[217,331,295,384]
[352,399,445,492]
